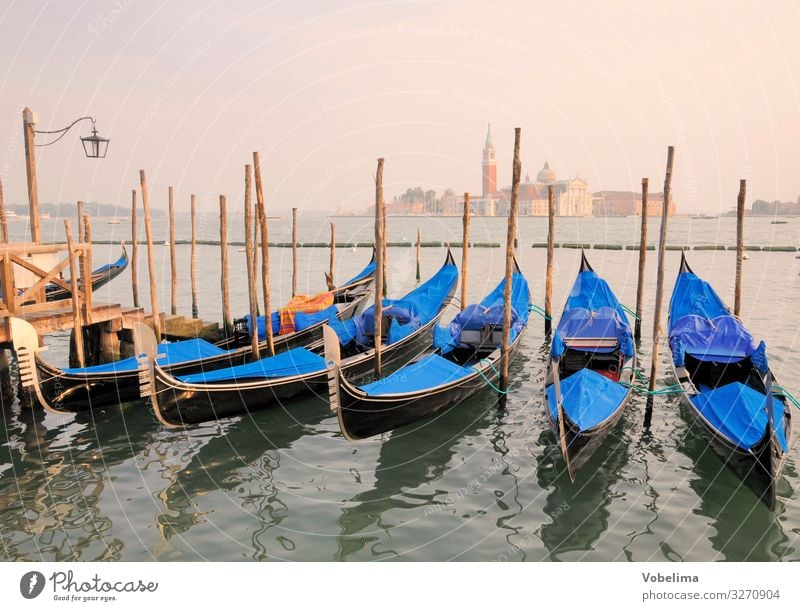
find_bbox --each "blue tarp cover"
[331,257,458,347]
[551,270,633,358]
[64,338,227,375]
[546,368,629,432]
[434,272,530,353]
[669,314,755,364]
[359,353,474,396]
[294,305,339,331]
[177,347,325,384]
[689,382,788,451]
[669,271,728,327]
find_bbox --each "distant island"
[2,201,165,219]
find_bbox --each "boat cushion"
[546,368,629,432]
[551,306,634,358]
[359,353,473,396]
[689,381,788,452]
[63,338,227,374]
[177,347,325,384]
[669,314,754,364]
[294,305,339,331]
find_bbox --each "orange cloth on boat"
[278,291,335,335]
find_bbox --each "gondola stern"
[8,316,53,410]
[579,249,594,273]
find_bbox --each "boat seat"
[563,337,618,352]
[460,323,504,348]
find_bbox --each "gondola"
[140,249,459,427]
[544,251,635,480]
[8,252,377,414]
[326,260,529,440]
[216,250,376,351]
[667,252,794,509]
[44,244,129,302]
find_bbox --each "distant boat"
[40,212,51,220]
[691,214,717,220]
[163,241,171,246]
[107,217,129,225]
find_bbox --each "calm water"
[1,215,799,561]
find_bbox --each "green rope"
[472,360,508,395]
[620,303,640,320]
[528,304,552,321]
[773,385,800,410]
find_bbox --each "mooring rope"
[528,304,551,320]
[620,303,640,320]
[773,385,800,410]
[473,358,508,395]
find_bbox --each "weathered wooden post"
[77,201,85,242]
[415,227,421,283]
[253,151,275,356]
[168,186,177,315]
[500,128,521,394]
[644,146,675,429]
[292,207,298,297]
[545,184,555,335]
[382,207,388,297]
[139,170,162,342]
[244,165,260,359]
[81,215,93,316]
[461,193,470,310]
[374,158,385,377]
[131,189,139,308]
[219,195,232,336]
[327,222,336,290]
[22,107,41,244]
[64,220,85,367]
[190,194,198,319]
[634,178,649,341]
[734,179,746,317]
[0,177,8,244]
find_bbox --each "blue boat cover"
[64,338,227,375]
[668,270,758,365]
[243,255,375,340]
[551,270,633,358]
[359,353,474,396]
[546,368,629,432]
[329,257,458,347]
[689,382,788,452]
[177,347,326,384]
[434,271,530,353]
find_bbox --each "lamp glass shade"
[80,132,109,158]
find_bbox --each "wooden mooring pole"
[64,220,85,368]
[374,158,385,377]
[0,177,8,244]
[500,128,521,395]
[292,207,298,297]
[253,151,275,356]
[190,194,198,319]
[81,215,93,317]
[734,179,746,317]
[644,146,675,429]
[219,195,232,336]
[139,170,162,342]
[634,178,649,341]
[244,165,260,359]
[545,184,555,335]
[169,186,177,315]
[415,228,421,283]
[131,189,139,308]
[461,193,470,311]
[77,201,85,242]
[327,222,336,290]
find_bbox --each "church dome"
[536,161,556,184]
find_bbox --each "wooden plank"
[374,157,385,377]
[253,151,275,356]
[140,169,162,341]
[190,194,198,318]
[131,189,139,308]
[169,185,177,315]
[15,256,70,305]
[63,220,84,367]
[219,194,231,336]
[1,253,15,314]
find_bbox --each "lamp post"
[22,106,110,244]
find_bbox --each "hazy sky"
[1,0,798,215]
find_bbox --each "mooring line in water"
[528,304,551,320]
[474,359,508,395]
[773,385,800,410]
[620,303,640,320]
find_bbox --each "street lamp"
[22,107,110,243]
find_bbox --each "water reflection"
[335,392,499,560]
[0,398,154,561]
[535,422,630,561]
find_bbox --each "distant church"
[465,124,592,216]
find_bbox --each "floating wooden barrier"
[561,243,591,249]
[694,245,726,251]
[593,244,623,250]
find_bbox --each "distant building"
[592,190,676,217]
